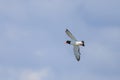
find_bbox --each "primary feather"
[65,29,77,41]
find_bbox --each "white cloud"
[0,0,120,80]
[0,0,82,21]
[0,66,54,80]
[20,68,54,80]
[86,42,117,68]
[84,26,120,68]
[0,0,120,25]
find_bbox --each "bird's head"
[65,40,71,44]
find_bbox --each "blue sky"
[0,0,120,80]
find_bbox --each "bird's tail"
[81,41,85,46]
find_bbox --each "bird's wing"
[73,46,81,61]
[65,29,77,41]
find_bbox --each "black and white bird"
[65,29,85,61]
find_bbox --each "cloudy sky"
[0,0,120,80]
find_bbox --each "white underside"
[71,41,83,46]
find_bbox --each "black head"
[66,40,71,44]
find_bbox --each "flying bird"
[65,29,85,61]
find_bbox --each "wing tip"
[66,28,69,31]
[77,59,80,61]
[76,57,80,61]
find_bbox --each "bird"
[65,29,85,61]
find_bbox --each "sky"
[0,0,120,80]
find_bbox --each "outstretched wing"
[73,46,81,61]
[65,29,77,41]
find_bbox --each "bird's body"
[67,40,84,46]
[65,29,85,61]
